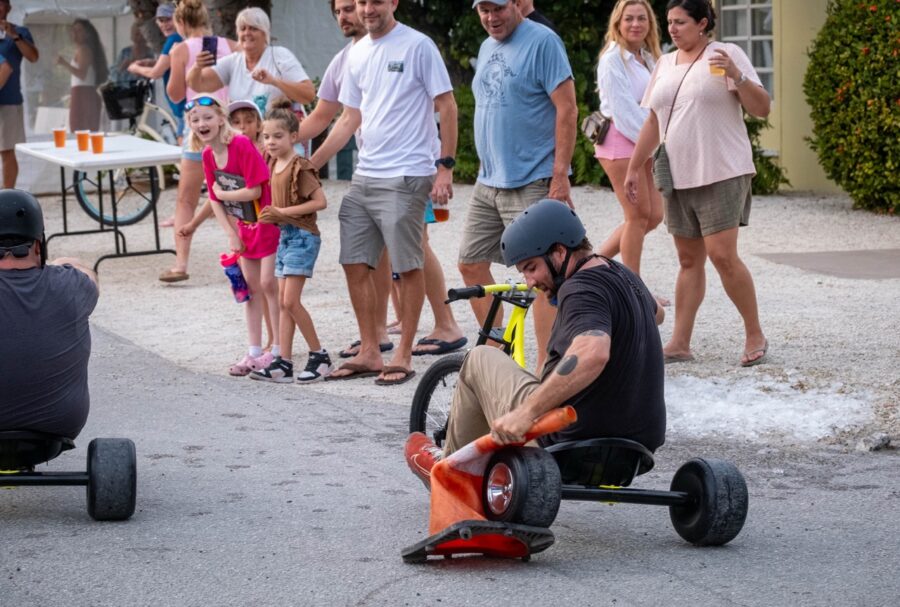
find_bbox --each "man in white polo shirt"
[311,0,457,386]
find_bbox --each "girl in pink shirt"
[186,96,281,376]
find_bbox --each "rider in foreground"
[0,189,98,439]
[406,199,666,486]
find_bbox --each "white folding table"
[16,135,182,271]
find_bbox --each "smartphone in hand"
[201,36,218,65]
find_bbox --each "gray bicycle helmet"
[501,199,586,267]
[0,189,46,266]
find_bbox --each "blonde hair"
[175,0,210,32]
[187,99,237,152]
[263,97,299,133]
[600,0,662,61]
[236,7,271,45]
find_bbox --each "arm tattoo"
[578,329,608,338]
[556,355,578,376]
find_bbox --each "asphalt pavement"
[1,327,897,606]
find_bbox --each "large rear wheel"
[669,458,748,546]
[86,438,137,521]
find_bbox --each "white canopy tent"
[12,0,346,193]
[12,1,135,194]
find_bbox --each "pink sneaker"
[249,351,274,372]
[404,432,444,490]
[229,354,255,376]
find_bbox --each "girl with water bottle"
[249,98,331,383]
[186,95,281,376]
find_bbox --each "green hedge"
[804,0,900,213]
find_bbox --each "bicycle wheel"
[409,351,466,448]
[73,167,158,226]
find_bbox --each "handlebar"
[445,283,530,303]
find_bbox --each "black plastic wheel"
[86,438,137,521]
[669,458,748,546]
[482,447,561,528]
[73,167,158,226]
[409,352,465,448]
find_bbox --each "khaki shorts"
[338,174,433,273]
[665,174,753,239]
[0,104,26,151]
[459,178,550,264]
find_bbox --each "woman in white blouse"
[594,0,663,278]
[186,7,314,120]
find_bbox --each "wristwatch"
[434,156,456,169]
[735,72,750,87]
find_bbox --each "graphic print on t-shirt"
[214,170,259,222]
[477,51,515,108]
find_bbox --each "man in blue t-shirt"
[0,0,39,188]
[458,0,576,371]
[128,3,184,135]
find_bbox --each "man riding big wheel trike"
[402,200,748,562]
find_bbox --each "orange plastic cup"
[52,128,66,148]
[709,64,726,77]
[76,130,90,151]
[90,132,105,154]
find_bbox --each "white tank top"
[70,62,96,87]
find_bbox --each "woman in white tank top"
[158,0,237,283]
[56,19,108,133]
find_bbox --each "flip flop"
[740,340,769,367]
[374,366,417,386]
[412,336,468,356]
[338,340,394,358]
[323,362,382,381]
[664,352,695,364]
[159,269,189,283]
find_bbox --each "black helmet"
[0,189,44,241]
[500,199,586,267]
[0,189,46,266]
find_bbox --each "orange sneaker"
[404,432,443,490]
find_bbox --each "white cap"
[227,100,263,119]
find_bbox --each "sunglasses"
[0,242,34,259]
[185,96,221,112]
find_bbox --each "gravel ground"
[38,180,900,445]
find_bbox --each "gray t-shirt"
[0,265,99,439]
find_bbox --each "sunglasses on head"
[185,96,221,112]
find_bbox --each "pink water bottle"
[220,253,250,303]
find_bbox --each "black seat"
[545,438,655,487]
[0,430,75,470]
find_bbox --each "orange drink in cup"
[709,64,726,77]
[90,132,105,154]
[52,128,66,148]
[432,199,449,222]
[76,130,90,151]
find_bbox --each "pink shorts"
[594,122,636,160]
[239,221,279,259]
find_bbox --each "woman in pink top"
[159,0,237,283]
[624,0,771,367]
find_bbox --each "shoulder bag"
[581,110,611,145]
[653,47,705,197]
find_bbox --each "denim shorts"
[181,128,202,163]
[275,224,321,278]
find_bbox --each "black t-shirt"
[0,265,98,439]
[538,259,666,451]
[526,9,559,35]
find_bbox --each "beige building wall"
[765,0,843,193]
